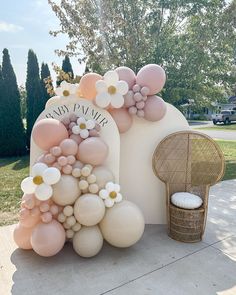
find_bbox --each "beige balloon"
[92,166,114,189]
[73,225,103,257]
[74,194,105,226]
[52,175,81,206]
[100,200,145,248]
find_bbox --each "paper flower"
[95,71,128,109]
[72,117,96,139]
[99,182,122,207]
[55,81,77,99]
[21,163,61,201]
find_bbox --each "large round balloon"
[74,194,105,226]
[52,175,81,206]
[59,139,78,156]
[78,137,108,166]
[109,108,133,133]
[79,73,102,100]
[92,166,114,189]
[115,67,136,89]
[19,210,40,228]
[13,223,33,250]
[144,95,167,122]
[100,200,145,248]
[73,226,103,258]
[31,220,65,257]
[32,119,68,151]
[136,64,166,95]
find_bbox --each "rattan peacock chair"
[152,130,225,243]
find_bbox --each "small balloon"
[79,73,102,100]
[13,223,33,250]
[31,221,65,257]
[109,108,133,133]
[115,67,136,89]
[78,137,108,166]
[73,225,103,258]
[32,119,68,151]
[136,64,166,95]
[59,139,78,156]
[144,95,167,122]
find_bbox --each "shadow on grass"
[0,156,29,170]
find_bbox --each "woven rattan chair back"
[152,131,225,242]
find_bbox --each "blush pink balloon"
[13,223,33,250]
[59,139,78,156]
[79,73,102,100]
[109,108,133,133]
[21,193,36,209]
[32,119,69,151]
[136,64,166,95]
[115,66,136,89]
[69,134,83,145]
[31,220,65,257]
[19,212,40,228]
[144,95,167,122]
[78,137,108,166]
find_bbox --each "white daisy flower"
[99,182,123,207]
[55,81,77,99]
[95,70,128,109]
[72,117,96,139]
[21,163,61,201]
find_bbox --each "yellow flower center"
[63,90,70,97]
[33,175,43,185]
[108,85,116,95]
[80,123,86,129]
[109,191,117,199]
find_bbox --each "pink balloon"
[78,137,108,166]
[136,64,166,95]
[109,108,133,133]
[124,91,135,108]
[69,134,83,145]
[115,66,136,89]
[79,73,102,100]
[13,223,33,250]
[144,95,167,122]
[32,119,69,151]
[21,193,36,209]
[59,139,78,156]
[31,220,65,257]
[19,212,40,228]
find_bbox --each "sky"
[0,0,85,86]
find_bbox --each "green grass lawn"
[0,139,236,226]
[197,123,236,131]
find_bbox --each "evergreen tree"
[0,49,26,156]
[26,50,43,147]
[40,62,52,105]
[62,55,74,79]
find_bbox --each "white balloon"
[21,177,36,194]
[43,167,61,185]
[100,200,145,248]
[32,163,48,177]
[116,80,129,95]
[35,183,53,201]
[96,80,107,93]
[111,93,124,108]
[104,70,119,85]
[74,194,105,226]
[95,92,110,108]
[73,226,103,258]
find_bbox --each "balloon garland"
[46,64,167,133]
[14,114,145,257]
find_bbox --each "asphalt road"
[189,121,236,140]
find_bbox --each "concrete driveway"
[1,180,236,295]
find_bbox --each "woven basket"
[152,131,225,243]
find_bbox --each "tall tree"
[41,62,52,105]
[49,0,236,107]
[62,55,74,79]
[26,49,43,147]
[0,49,26,156]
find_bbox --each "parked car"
[212,110,236,125]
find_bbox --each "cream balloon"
[100,200,145,248]
[73,226,103,258]
[92,166,114,189]
[74,194,105,226]
[52,175,81,206]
